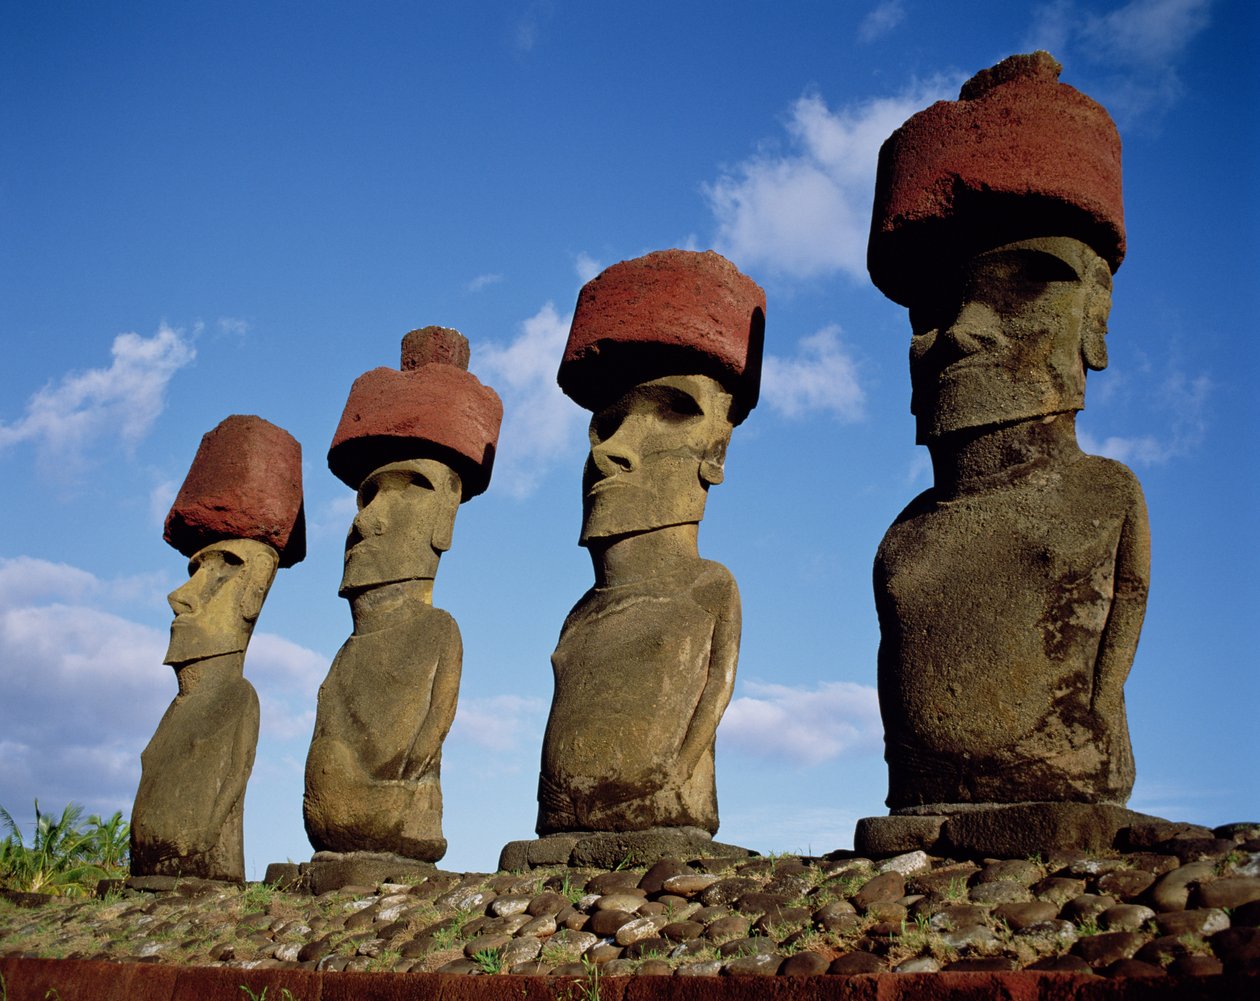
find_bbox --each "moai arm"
[205,683,261,837]
[401,620,462,781]
[675,570,741,779]
[1091,473,1150,718]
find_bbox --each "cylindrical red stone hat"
[164,415,306,568]
[558,249,766,425]
[868,51,1125,307]
[327,326,503,499]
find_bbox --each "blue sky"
[1,0,1255,876]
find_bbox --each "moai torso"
[133,667,259,880]
[304,603,460,859]
[536,249,765,840]
[876,444,1148,807]
[864,53,1149,819]
[539,559,739,833]
[304,327,502,863]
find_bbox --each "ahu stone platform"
[1,819,1257,999]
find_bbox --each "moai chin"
[512,249,764,869]
[304,327,502,867]
[856,52,1156,857]
[132,414,305,882]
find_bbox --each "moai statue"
[856,53,1156,856]
[132,415,304,882]
[304,327,501,874]
[502,250,764,870]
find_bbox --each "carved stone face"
[165,538,279,666]
[908,236,1112,442]
[339,457,462,597]
[580,374,733,544]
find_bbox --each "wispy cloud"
[1024,0,1213,127]
[0,324,196,477]
[310,493,358,539]
[761,325,865,422]
[449,693,547,753]
[719,679,882,765]
[466,273,504,293]
[216,316,249,338]
[574,253,602,285]
[476,301,585,498]
[859,0,906,43]
[704,77,957,282]
[247,633,328,740]
[1079,367,1210,465]
[0,556,330,823]
[513,0,555,53]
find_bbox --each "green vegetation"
[471,946,504,973]
[0,800,129,896]
[238,987,299,1001]
[240,881,275,913]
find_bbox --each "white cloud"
[1079,369,1210,465]
[859,0,906,43]
[0,324,196,476]
[449,693,547,752]
[513,1,554,53]
[574,253,602,285]
[704,78,957,281]
[249,631,327,741]
[761,325,865,422]
[0,598,170,817]
[475,301,586,498]
[149,479,177,530]
[1024,0,1213,127]
[0,558,329,827]
[310,492,358,539]
[466,273,504,292]
[718,679,882,766]
[1077,0,1212,67]
[217,316,249,338]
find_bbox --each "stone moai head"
[327,326,503,597]
[867,52,1125,443]
[162,414,305,665]
[557,249,765,545]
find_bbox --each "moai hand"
[132,415,304,881]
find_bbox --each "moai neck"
[349,578,435,634]
[173,652,246,696]
[928,412,1084,501]
[589,523,702,590]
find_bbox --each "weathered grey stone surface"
[863,54,1151,849]
[534,250,764,842]
[10,823,1257,984]
[305,328,502,863]
[304,851,436,895]
[133,416,303,883]
[501,828,752,871]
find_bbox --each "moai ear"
[237,543,280,627]
[1082,261,1112,372]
